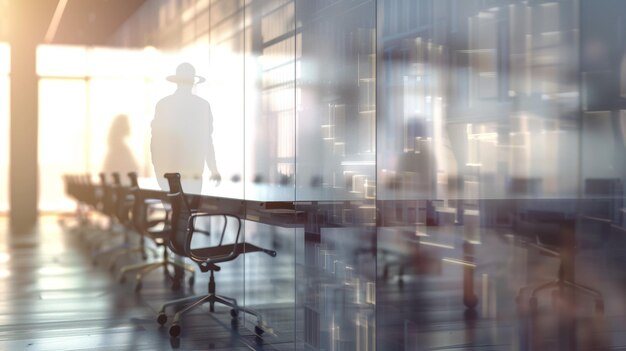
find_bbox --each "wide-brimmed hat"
[166,62,206,85]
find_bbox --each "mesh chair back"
[99,173,115,215]
[164,173,193,256]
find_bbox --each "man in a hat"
[150,62,221,193]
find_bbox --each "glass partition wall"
[295,1,377,349]
[89,0,626,349]
[377,0,626,350]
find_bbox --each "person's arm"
[205,105,221,185]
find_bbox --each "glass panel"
[375,0,612,350]
[295,0,376,349]
[88,77,149,177]
[36,0,626,349]
[208,0,245,199]
[87,47,153,78]
[244,0,296,347]
[38,79,88,212]
[244,0,295,201]
[36,45,88,77]
[38,46,156,211]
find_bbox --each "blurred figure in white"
[150,62,221,193]
[102,114,139,175]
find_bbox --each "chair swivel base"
[157,293,266,338]
[516,265,604,315]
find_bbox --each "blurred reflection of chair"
[373,201,442,287]
[156,173,277,338]
[514,209,604,314]
[510,178,605,315]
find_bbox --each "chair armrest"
[188,212,214,236]
[186,212,242,264]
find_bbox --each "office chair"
[514,208,604,314]
[118,172,195,292]
[87,173,119,254]
[156,173,277,338]
[91,173,145,268]
[507,177,604,314]
[59,174,93,236]
[104,173,158,272]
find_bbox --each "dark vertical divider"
[9,0,40,231]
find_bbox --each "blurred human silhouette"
[396,117,434,194]
[150,63,221,193]
[102,114,139,175]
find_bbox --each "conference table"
[127,178,617,311]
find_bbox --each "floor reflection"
[1,214,626,350]
[376,198,625,351]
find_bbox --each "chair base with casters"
[156,242,276,338]
[511,208,604,315]
[515,245,604,315]
[157,269,269,338]
[515,239,604,315]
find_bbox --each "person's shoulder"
[156,94,176,106]
[190,95,211,110]
[191,94,210,105]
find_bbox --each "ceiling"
[1,0,147,46]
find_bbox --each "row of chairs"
[63,172,276,338]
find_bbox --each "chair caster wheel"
[169,324,181,337]
[254,325,264,336]
[119,275,126,284]
[188,276,195,287]
[157,312,168,325]
[230,309,239,318]
[134,281,142,293]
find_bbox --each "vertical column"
[9,0,39,230]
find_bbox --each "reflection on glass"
[296,1,376,349]
[296,1,376,200]
[245,0,296,195]
[36,0,626,349]
[377,0,625,350]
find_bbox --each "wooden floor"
[3,215,626,350]
[0,216,294,351]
